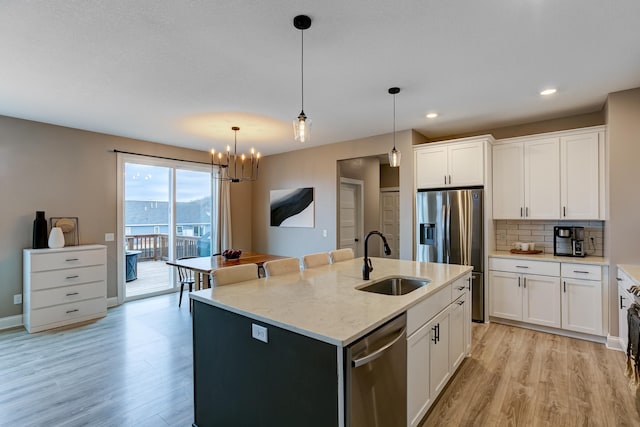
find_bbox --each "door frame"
[379,187,400,258]
[338,178,364,258]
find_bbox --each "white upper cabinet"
[492,126,605,220]
[415,138,487,189]
[561,132,601,219]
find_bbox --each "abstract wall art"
[270,188,314,227]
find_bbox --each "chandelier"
[211,126,260,182]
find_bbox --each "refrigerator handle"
[446,203,451,263]
[442,203,447,262]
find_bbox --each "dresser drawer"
[489,257,559,276]
[451,275,470,300]
[30,248,106,272]
[29,264,106,291]
[561,263,601,281]
[30,282,106,309]
[28,297,106,331]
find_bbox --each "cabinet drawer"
[561,263,601,281]
[451,275,470,300]
[29,265,107,291]
[407,284,451,336]
[489,257,559,276]
[30,282,106,309]
[30,248,106,272]
[28,297,106,330]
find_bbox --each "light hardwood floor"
[421,323,640,427]
[2,294,639,426]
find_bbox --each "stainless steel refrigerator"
[416,188,484,322]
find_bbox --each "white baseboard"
[0,314,23,331]
[107,297,119,308]
[606,335,625,352]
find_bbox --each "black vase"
[32,211,48,249]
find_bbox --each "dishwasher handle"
[352,327,406,368]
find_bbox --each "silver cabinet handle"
[66,292,79,296]
[573,270,589,274]
[520,207,523,218]
[515,265,529,269]
[621,295,626,310]
[563,206,566,217]
[65,258,79,262]
[66,275,79,279]
[66,309,79,314]
[563,281,566,293]
[352,327,406,368]
[617,277,623,281]
[467,277,472,290]
[448,175,452,184]
[444,175,447,185]
[523,277,527,288]
[518,277,521,287]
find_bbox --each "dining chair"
[263,258,301,277]
[302,252,330,269]
[329,248,354,263]
[212,264,259,286]
[177,256,197,311]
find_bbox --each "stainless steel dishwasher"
[345,313,407,427]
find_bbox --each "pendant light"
[293,15,312,143]
[210,127,260,182]
[388,87,401,167]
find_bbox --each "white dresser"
[23,245,107,333]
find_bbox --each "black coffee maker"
[553,226,585,257]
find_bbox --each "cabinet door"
[416,146,448,189]
[449,293,467,371]
[524,138,560,219]
[561,277,603,335]
[522,274,561,328]
[407,323,432,427]
[618,283,630,352]
[430,309,451,398]
[560,132,600,219]
[449,142,484,187]
[489,270,522,321]
[492,143,524,219]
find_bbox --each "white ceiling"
[1,1,639,156]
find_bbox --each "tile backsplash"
[495,220,604,257]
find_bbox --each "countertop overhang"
[190,258,471,347]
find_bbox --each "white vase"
[48,227,65,249]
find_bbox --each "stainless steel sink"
[358,277,430,295]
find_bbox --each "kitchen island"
[190,258,472,427]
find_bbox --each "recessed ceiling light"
[540,88,557,96]
[426,113,438,119]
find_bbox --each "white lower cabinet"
[407,274,471,427]
[490,257,607,337]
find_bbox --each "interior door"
[339,180,363,257]
[380,190,400,259]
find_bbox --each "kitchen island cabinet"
[190,258,472,427]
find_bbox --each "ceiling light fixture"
[388,87,401,168]
[293,15,312,143]
[426,113,438,119]
[210,126,260,183]
[540,88,557,96]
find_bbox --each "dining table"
[166,252,289,290]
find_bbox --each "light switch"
[105,233,114,242]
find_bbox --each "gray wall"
[606,87,640,335]
[251,130,417,260]
[0,115,252,320]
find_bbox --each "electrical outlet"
[252,324,268,343]
[13,294,22,304]
[322,229,328,238]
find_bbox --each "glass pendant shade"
[293,110,311,143]
[389,147,401,167]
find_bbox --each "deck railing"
[126,234,202,260]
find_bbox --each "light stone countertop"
[490,251,608,266]
[619,264,640,286]
[190,258,472,347]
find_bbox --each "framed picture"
[49,217,79,246]
[270,188,314,228]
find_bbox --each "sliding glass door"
[118,153,215,302]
